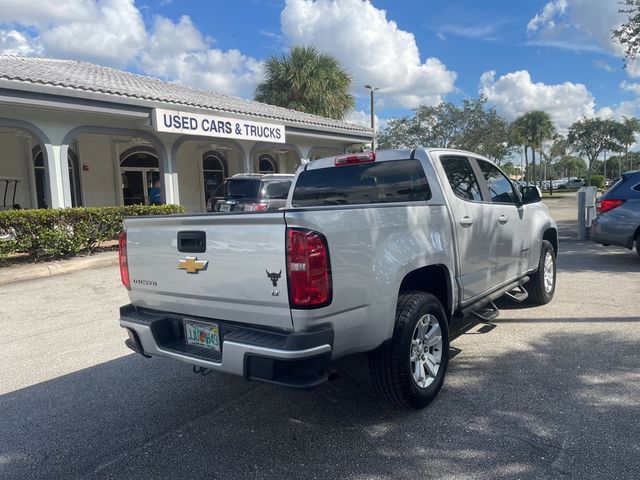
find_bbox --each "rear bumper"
[591,216,634,249]
[119,304,333,389]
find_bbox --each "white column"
[243,145,253,173]
[59,144,72,206]
[159,141,180,205]
[42,144,69,208]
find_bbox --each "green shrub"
[590,175,605,188]
[0,204,184,261]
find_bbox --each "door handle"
[498,215,508,224]
[460,216,473,227]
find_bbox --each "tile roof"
[0,55,372,137]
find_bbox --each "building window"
[258,154,278,173]
[203,151,227,209]
[119,147,160,206]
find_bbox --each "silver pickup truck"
[118,148,557,409]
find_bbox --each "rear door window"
[440,156,483,202]
[291,159,431,207]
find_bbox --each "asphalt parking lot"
[1,195,639,480]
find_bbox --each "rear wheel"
[527,240,556,305]
[369,292,449,409]
[636,237,640,256]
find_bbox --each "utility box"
[577,186,598,239]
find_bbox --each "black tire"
[526,240,556,305]
[636,238,640,256]
[369,291,449,409]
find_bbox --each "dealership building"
[0,55,373,212]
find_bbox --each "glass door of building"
[121,169,161,205]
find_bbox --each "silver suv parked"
[207,174,293,212]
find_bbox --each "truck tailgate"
[124,212,292,331]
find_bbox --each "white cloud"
[479,70,595,131]
[437,24,497,40]
[620,81,640,96]
[527,0,568,33]
[0,0,147,66]
[0,1,265,98]
[595,100,639,121]
[527,0,625,57]
[280,0,457,108]
[593,60,615,73]
[0,0,96,26]
[138,15,264,97]
[343,109,388,131]
[0,29,42,56]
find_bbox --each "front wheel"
[369,292,449,409]
[526,240,556,305]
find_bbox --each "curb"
[0,252,118,286]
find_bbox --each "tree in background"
[567,117,612,186]
[613,0,640,68]
[254,46,354,120]
[454,97,515,164]
[627,151,640,170]
[377,95,515,163]
[601,119,624,180]
[501,161,516,178]
[540,134,568,182]
[617,117,640,172]
[554,155,587,179]
[512,111,556,187]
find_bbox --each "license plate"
[184,320,220,351]
[219,204,231,212]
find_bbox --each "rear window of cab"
[291,159,431,207]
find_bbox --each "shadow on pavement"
[557,239,640,273]
[1,321,639,480]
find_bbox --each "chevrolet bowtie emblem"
[177,256,208,274]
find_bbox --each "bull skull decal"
[266,269,282,287]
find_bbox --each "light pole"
[364,84,379,150]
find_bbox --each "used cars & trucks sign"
[152,108,285,143]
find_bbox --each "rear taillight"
[244,202,269,212]
[118,231,131,290]
[335,151,375,166]
[286,228,332,308]
[597,199,625,214]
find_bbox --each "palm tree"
[513,111,556,187]
[254,46,355,120]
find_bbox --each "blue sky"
[0,0,636,132]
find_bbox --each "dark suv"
[591,170,640,255]
[207,174,294,212]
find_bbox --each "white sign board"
[152,108,286,143]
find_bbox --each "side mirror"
[520,185,542,204]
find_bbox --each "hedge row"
[0,205,185,261]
